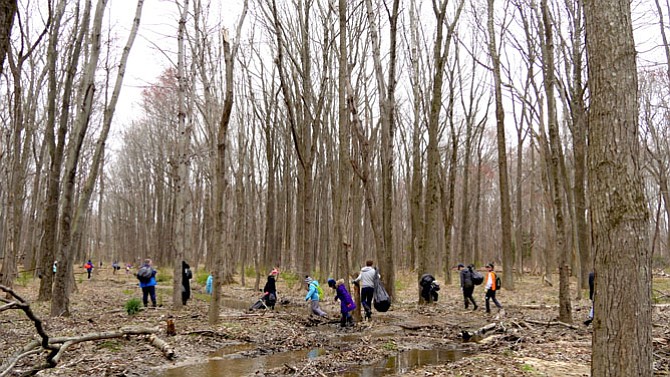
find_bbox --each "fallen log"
[149,334,175,359]
[525,319,578,330]
[462,322,498,342]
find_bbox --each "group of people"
[418,263,503,315]
[133,258,193,308]
[456,262,503,314]
[301,260,381,327]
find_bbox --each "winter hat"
[486,263,494,269]
[304,276,313,284]
[327,278,336,287]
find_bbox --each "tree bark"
[584,0,652,375]
[487,0,514,290]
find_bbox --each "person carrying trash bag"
[250,268,279,310]
[372,267,391,312]
[419,273,440,303]
[352,260,380,320]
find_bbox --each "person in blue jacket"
[304,276,327,317]
[205,273,213,295]
[137,259,157,307]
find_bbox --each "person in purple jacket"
[328,278,356,327]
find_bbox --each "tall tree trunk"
[51,0,104,317]
[209,1,247,324]
[173,0,190,311]
[540,0,571,323]
[0,0,17,75]
[584,0,652,375]
[487,0,514,290]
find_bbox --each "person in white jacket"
[353,260,379,320]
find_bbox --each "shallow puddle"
[342,348,466,376]
[161,347,326,377]
[161,346,464,377]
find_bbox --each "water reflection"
[342,348,465,377]
[161,347,325,377]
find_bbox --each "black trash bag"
[373,268,391,312]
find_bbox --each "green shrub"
[195,269,210,285]
[244,266,256,278]
[125,298,142,315]
[156,268,171,283]
[122,289,134,295]
[16,271,32,287]
[283,271,300,289]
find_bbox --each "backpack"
[137,266,153,283]
[472,271,484,286]
[84,263,92,270]
[495,275,502,290]
[316,283,324,300]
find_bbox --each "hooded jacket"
[335,279,356,313]
[305,280,321,301]
[353,266,379,288]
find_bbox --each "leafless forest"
[0,0,662,374]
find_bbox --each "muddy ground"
[2,267,670,376]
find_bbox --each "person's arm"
[353,272,362,283]
[305,285,315,301]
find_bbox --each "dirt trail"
[1,268,669,376]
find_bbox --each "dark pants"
[421,286,438,302]
[463,286,477,309]
[142,286,157,307]
[361,287,374,318]
[87,269,92,279]
[340,311,354,327]
[485,289,502,312]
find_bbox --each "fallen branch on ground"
[525,319,579,330]
[0,284,172,377]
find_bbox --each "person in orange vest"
[484,263,503,314]
[84,260,94,279]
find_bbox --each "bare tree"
[584,0,652,374]
[209,0,247,324]
[486,0,514,290]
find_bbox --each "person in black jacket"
[181,261,192,305]
[459,264,478,310]
[584,271,595,326]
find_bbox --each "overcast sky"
[107,0,246,134]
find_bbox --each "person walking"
[304,276,328,317]
[181,261,193,305]
[84,260,94,279]
[352,260,379,320]
[584,271,595,326]
[205,273,213,295]
[484,263,503,314]
[328,278,356,327]
[458,264,478,310]
[137,259,157,307]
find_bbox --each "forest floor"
[2,267,670,377]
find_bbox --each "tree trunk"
[540,0,571,323]
[487,0,514,290]
[51,0,104,317]
[0,0,17,75]
[584,0,652,375]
